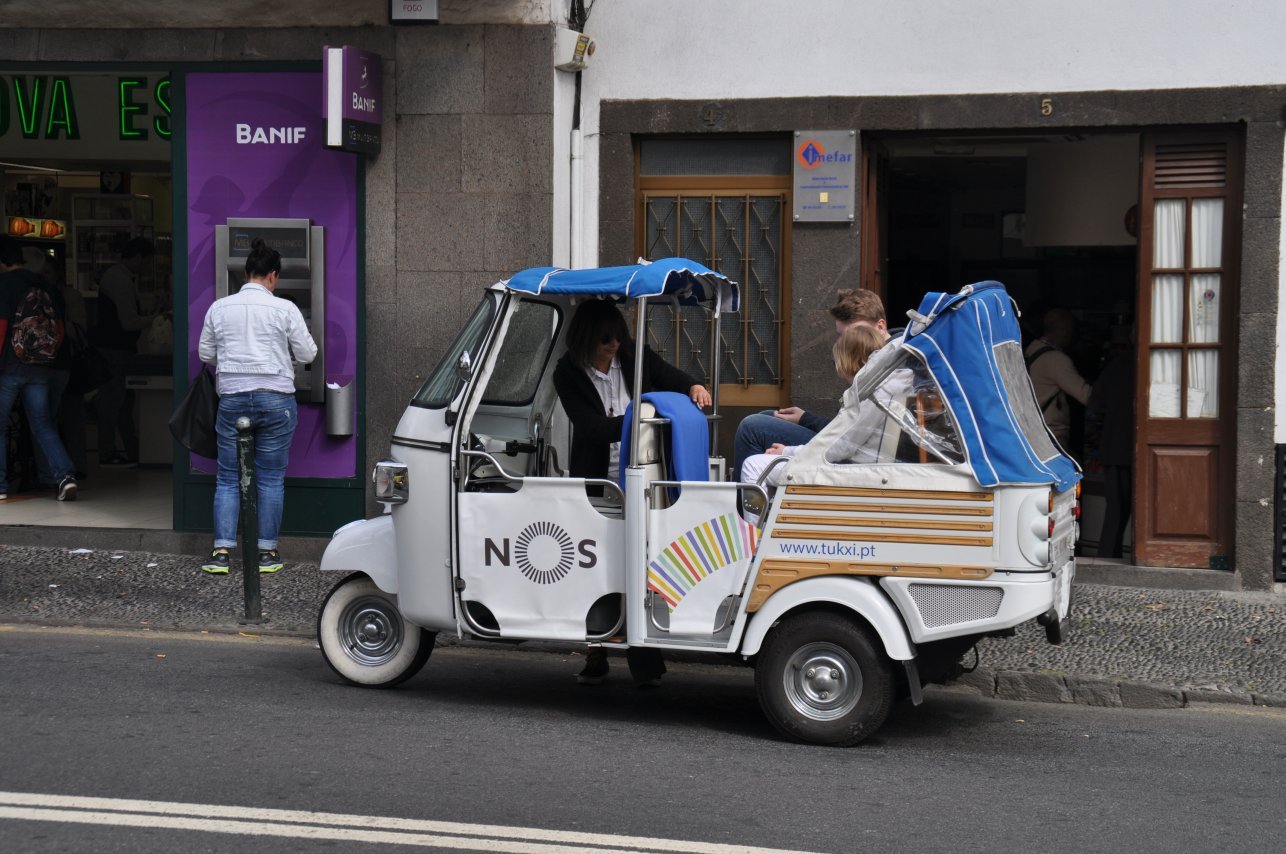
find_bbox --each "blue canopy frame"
[503,258,740,314]
[861,280,1081,492]
[502,257,740,467]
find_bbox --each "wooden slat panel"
[770,528,993,547]
[775,514,993,532]
[747,559,993,611]
[779,500,992,516]
[785,485,993,502]
[1153,142,1227,188]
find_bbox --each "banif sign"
[323,46,382,156]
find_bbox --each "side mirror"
[445,351,472,427]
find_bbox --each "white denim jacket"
[199,283,317,393]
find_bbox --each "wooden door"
[1134,131,1241,567]
[859,138,890,301]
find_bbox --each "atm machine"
[214,217,325,401]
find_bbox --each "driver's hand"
[774,406,804,424]
[689,384,712,409]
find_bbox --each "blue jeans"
[0,373,75,494]
[213,391,297,551]
[732,410,820,480]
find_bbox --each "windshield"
[411,293,498,409]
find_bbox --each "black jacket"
[552,343,700,479]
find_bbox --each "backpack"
[10,283,64,366]
[1023,345,1062,413]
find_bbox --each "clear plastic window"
[825,362,965,466]
[411,293,498,409]
[481,300,561,406]
[993,340,1060,462]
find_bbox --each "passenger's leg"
[732,412,817,480]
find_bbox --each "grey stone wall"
[374,24,554,515]
[13,25,555,518]
[600,87,1286,589]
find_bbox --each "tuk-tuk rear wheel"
[318,575,434,688]
[755,612,894,746]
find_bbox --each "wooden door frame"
[634,167,794,409]
[1134,129,1243,567]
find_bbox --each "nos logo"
[485,521,597,584]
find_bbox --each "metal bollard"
[236,416,262,624]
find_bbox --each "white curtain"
[1148,198,1222,418]
[1149,200,1184,417]
[1189,199,1223,417]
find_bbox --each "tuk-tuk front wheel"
[318,575,434,688]
[755,612,894,746]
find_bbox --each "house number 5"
[1040,98,1054,116]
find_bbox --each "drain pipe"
[570,126,584,268]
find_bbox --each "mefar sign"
[323,46,382,157]
[792,129,857,222]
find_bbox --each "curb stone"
[1183,688,1253,706]
[995,670,1072,704]
[1118,681,1184,709]
[1066,676,1123,707]
[952,666,1260,711]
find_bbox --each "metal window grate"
[642,193,785,390]
[907,583,1004,629]
[1277,445,1286,582]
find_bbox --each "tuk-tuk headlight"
[373,460,409,504]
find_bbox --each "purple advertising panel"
[185,72,358,478]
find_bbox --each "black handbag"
[64,323,113,394]
[168,366,220,459]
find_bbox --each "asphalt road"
[1,625,1283,853]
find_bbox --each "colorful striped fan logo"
[647,513,759,611]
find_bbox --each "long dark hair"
[565,299,631,368]
[245,238,282,279]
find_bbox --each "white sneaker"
[57,477,78,501]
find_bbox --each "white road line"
[0,793,823,854]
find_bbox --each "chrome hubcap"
[339,596,404,666]
[783,642,862,721]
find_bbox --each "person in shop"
[551,297,711,687]
[22,247,88,484]
[198,238,317,575]
[1025,307,1092,451]
[0,236,78,502]
[92,236,153,467]
[731,288,891,480]
[1088,329,1135,558]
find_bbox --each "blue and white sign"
[792,129,857,222]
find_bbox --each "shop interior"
[3,164,175,528]
[878,132,1141,557]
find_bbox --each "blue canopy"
[503,258,740,313]
[896,281,1081,492]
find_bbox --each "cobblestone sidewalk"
[1,544,1283,709]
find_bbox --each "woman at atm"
[198,239,317,575]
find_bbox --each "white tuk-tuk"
[317,259,1079,746]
